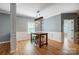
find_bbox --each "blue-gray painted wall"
[0,13,34,42]
[42,14,61,32]
[0,14,10,42]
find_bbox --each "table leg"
[46,34,48,46]
[31,33,32,43]
[39,35,41,48]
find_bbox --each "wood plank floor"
[14,39,79,55]
[0,39,79,55]
[0,43,10,55]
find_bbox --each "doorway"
[64,19,74,43]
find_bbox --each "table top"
[31,32,48,35]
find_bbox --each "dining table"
[31,32,48,48]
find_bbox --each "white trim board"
[17,39,29,42]
[0,41,10,44]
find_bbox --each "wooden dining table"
[31,32,48,48]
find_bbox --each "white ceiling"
[0,3,54,18]
[0,3,79,19]
[0,3,10,14]
[17,3,54,17]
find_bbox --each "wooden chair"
[35,35,39,44]
[35,35,46,47]
[41,35,46,46]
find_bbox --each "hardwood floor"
[0,42,10,55]
[0,39,79,55]
[14,39,79,55]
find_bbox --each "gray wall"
[61,13,78,32]
[0,14,10,42]
[77,15,79,31]
[42,14,62,42]
[43,13,78,33]
[42,13,79,42]
[61,13,78,43]
[0,13,34,42]
[42,14,61,32]
[16,15,34,32]
[16,15,34,41]
[35,19,42,32]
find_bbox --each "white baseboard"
[0,41,10,44]
[10,50,16,53]
[17,39,29,41]
[49,39,62,42]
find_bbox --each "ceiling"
[0,3,79,19]
[17,3,54,17]
[0,3,54,18]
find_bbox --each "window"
[28,22,35,33]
